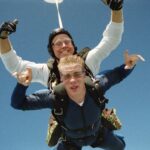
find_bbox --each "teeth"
[71,86,77,90]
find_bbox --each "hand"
[101,0,123,10]
[0,19,18,39]
[12,68,32,86]
[124,50,145,69]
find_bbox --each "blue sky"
[0,0,150,150]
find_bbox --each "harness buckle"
[54,108,63,116]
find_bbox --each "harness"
[51,76,108,131]
[46,76,122,147]
[46,47,122,146]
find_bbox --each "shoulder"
[47,58,55,69]
[78,47,91,60]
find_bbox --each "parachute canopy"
[43,0,63,4]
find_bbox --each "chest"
[64,94,101,130]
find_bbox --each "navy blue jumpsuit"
[11,64,133,150]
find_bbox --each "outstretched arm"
[86,0,124,75]
[96,50,145,93]
[11,83,53,111]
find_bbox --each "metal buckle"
[54,108,63,115]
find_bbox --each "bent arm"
[1,49,49,86]
[11,83,53,110]
[0,20,49,87]
[96,64,134,93]
[85,10,124,75]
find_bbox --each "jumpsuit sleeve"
[11,83,54,110]
[96,64,135,93]
[1,49,49,87]
[85,21,124,75]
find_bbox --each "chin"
[69,88,78,94]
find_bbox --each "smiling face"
[52,34,75,59]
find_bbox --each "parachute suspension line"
[55,0,63,28]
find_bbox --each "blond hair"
[58,55,84,71]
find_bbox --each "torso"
[63,92,101,138]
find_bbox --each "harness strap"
[52,76,108,131]
[62,126,104,143]
[52,83,69,130]
[65,119,100,133]
[85,77,108,108]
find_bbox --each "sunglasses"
[61,71,85,81]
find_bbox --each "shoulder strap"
[78,47,91,60]
[78,47,95,79]
[47,58,54,70]
[52,76,108,129]
[52,83,69,130]
[47,59,60,90]
[85,76,108,109]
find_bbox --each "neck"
[68,86,86,104]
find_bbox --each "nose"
[61,42,67,47]
[69,76,76,83]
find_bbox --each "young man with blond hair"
[11,50,144,150]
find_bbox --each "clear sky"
[0,0,150,150]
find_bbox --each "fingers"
[25,67,32,85]
[124,55,137,69]
[0,20,17,35]
[12,68,32,86]
[7,19,18,33]
[124,50,145,69]
[8,23,15,32]
[102,0,123,10]
[7,21,17,33]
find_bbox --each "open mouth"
[70,85,78,92]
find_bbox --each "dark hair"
[47,28,77,58]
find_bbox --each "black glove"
[0,19,18,39]
[102,0,123,10]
